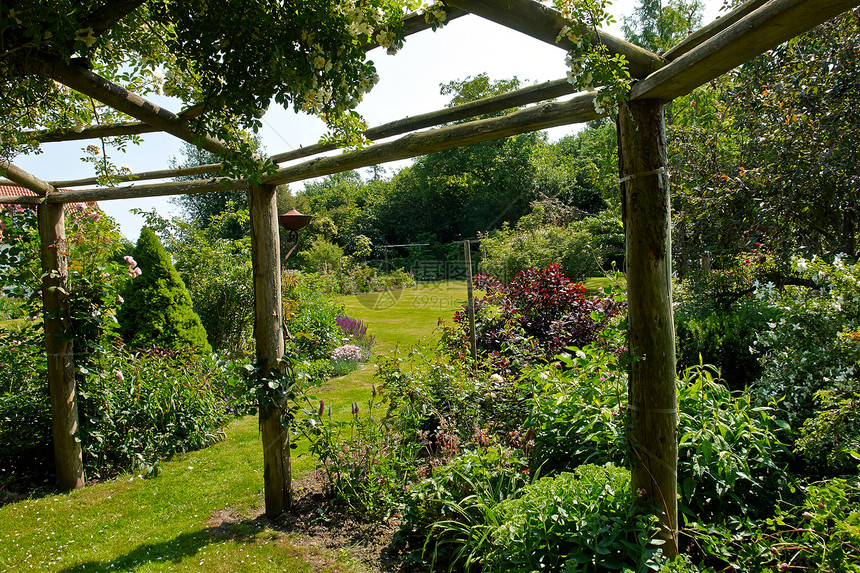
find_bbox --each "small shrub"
[521,348,791,524]
[677,366,791,522]
[117,227,211,354]
[751,256,860,475]
[336,315,375,360]
[297,358,335,385]
[283,272,345,361]
[486,464,663,573]
[442,264,623,375]
[298,388,421,520]
[78,346,236,477]
[687,477,860,572]
[401,445,529,571]
[330,344,363,377]
[479,207,623,283]
[298,237,344,273]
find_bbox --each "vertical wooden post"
[617,99,678,557]
[464,240,478,367]
[37,202,85,490]
[249,184,291,517]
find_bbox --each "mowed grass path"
[0,281,469,573]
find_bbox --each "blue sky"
[13,0,721,241]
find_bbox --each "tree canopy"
[1,0,417,179]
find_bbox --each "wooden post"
[617,99,678,557]
[249,183,291,517]
[37,203,85,490]
[464,240,478,367]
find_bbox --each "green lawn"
[0,281,470,573]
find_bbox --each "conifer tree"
[117,228,212,354]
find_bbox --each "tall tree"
[672,9,860,265]
[169,142,248,236]
[622,0,703,53]
[371,75,543,244]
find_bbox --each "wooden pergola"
[2,0,858,556]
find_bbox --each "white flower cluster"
[421,4,448,29]
[151,69,165,96]
[375,28,400,55]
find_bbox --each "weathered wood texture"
[50,164,223,188]
[50,77,578,189]
[39,56,229,154]
[1,159,53,195]
[37,203,85,491]
[447,0,664,78]
[662,0,770,60]
[24,104,204,144]
[268,77,579,165]
[249,184,291,517]
[43,93,602,203]
[264,93,600,185]
[632,0,860,102]
[618,99,678,556]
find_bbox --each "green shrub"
[486,464,662,573]
[0,341,241,481]
[402,445,528,534]
[283,272,345,361]
[521,317,629,474]
[687,477,860,572]
[298,387,421,520]
[677,366,791,522]
[401,445,529,571]
[522,350,791,524]
[78,346,236,478]
[751,256,860,475]
[479,207,623,283]
[297,357,335,385]
[298,237,344,273]
[117,227,211,354]
[674,294,776,391]
[134,209,255,353]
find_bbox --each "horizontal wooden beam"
[0,159,54,196]
[447,0,664,78]
[49,164,222,188]
[53,77,578,188]
[24,104,205,144]
[662,0,770,60]
[45,177,247,204]
[632,0,860,102]
[45,92,602,203]
[263,93,601,186]
[0,195,45,205]
[268,77,576,163]
[37,55,230,154]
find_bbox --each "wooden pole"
[38,56,230,155]
[37,203,85,491]
[464,241,478,367]
[249,183,291,517]
[617,99,678,556]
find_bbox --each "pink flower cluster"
[331,344,362,362]
[123,255,142,278]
